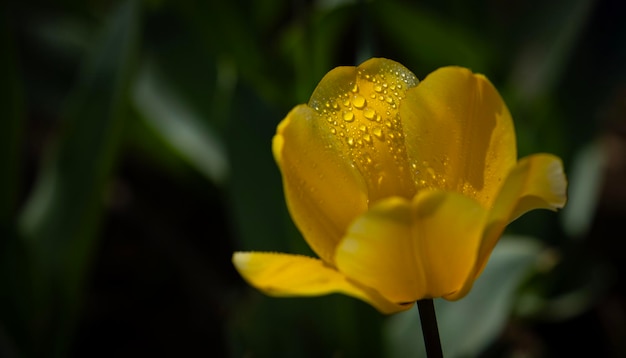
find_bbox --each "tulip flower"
[232,58,567,315]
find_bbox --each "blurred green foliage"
[2,0,625,357]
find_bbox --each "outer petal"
[335,192,488,304]
[400,67,517,208]
[273,105,368,264]
[473,153,567,277]
[232,252,411,314]
[305,57,421,203]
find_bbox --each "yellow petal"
[232,252,411,314]
[400,67,517,208]
[474,153,567,276]
[273,58,423,262]
[335,192,488,304]
[273,105,368,263]
[306,57,421,203]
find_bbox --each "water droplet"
[385,120,393,128]
[330,128,336,134]
[363,134,372,143]
[372,127,383,139]
[351,84,358,93]
[347,137,355,146]
[359,125,367,132]
[385,96,394,104]
[462,182,476,196]
[363,107,376,120]
[352,95,366,109]
[343,111,354,122]
[343,99,351,107]
[374,84,383,93]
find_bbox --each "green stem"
[417,299,443,358]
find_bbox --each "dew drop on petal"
[352,95,366,109]
[363,107,376,120]
[343,111,355,122]
[372,127,383,139]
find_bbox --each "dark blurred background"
[1,0,625,357]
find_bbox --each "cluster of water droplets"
[311,66,423,198]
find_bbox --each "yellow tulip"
[232,58,567,314]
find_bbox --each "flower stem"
[417,299,443,358]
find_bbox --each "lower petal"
[232,252,409,314]
[335,192,488,304]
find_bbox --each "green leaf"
[508,0,594,100]
[132,58,229,185]
[16,1,139,355]
[561,140,605,239]
[225,86,291,253]
[370,0,492,75]
[384,236,544,358]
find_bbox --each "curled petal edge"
[471,153,567,279]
